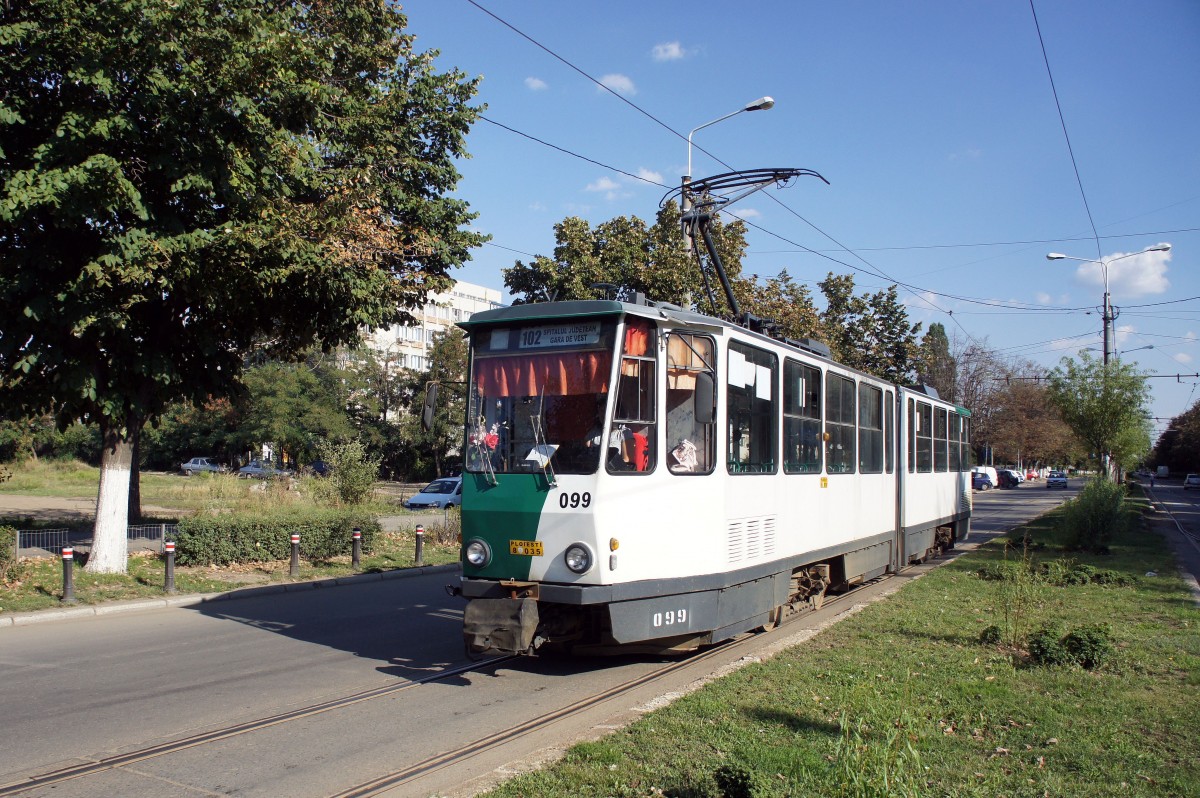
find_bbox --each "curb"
[0,563,461,629]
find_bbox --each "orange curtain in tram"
[623,318,652,356]
[474,351,613,398]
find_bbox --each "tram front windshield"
[466,319,618,475]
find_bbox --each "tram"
[448,296,972,656]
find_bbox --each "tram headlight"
[464,538,491,568]
[564,543,594,574]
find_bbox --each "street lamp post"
[681,96,774,250]
[1046,244,1171,364]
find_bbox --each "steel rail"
[0,655,518,797]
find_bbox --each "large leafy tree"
[918,323,957,401]
[817,274,921,383]
[1046,352,1152,477]
[1151,398,1200,474]
[504,202,748,312]
[0,1,486,571]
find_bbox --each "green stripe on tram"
[461,473,553,580]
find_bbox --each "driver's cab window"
[665,332,715,474]
[606,318,656,474]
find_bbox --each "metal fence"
[14,524,179,558]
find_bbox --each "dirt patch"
[0,493,181,525]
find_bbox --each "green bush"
[1058,477,1134,552]
[1063,624,1116,669]
[1027,625,1072,666]
[174,509,380,566]
[1027,623,1116,670]
[979,624,1003,645]
[0,524,16,579]
[316,439,382,505]
[713,763,770,798]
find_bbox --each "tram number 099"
[558,492,591,509]
[652,609,688,628]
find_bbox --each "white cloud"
[585,175,630,201]
[636,167,663,185]
[585,176,620,193]
[1174,352,1193,364]
[948,147,981,162]
[1075,244,1171,298]
[525,77,548,91]
[598,73,636,96]
[528,201,546,212]
[1035,291,1052,305]
[652,41,687,61]
[734,208,761,219]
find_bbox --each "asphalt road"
[2,481,1191,798]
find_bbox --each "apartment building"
[362,279,504,371]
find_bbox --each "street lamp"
[1046,244,1171,364]
[685,96,774,183]
[681,96,774,250]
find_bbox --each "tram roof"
[459,300,970,416]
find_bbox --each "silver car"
[181,457,224,476]
[1046,470,1068,489]
[1184,473,1200,491]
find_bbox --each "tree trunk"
[87,424,132,574]
[128,424,142,522]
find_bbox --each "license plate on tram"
[509,540,544,556]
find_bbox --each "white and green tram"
[452,297,972,655]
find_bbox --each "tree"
[918,323,957,401]
[400,328,468,479]
[1151,398,1200,474]
[816,274,921,383]
[0,1,486,571]
[504,202,749,312]
[986,370,1079,467]
[1046,352,1152,477]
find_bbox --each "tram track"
[1,548,960,798]
[0,655,519,797]
[327,572,895,798]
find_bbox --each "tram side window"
[934,407,948,472]
[784,360,822,474]
[859,383,884,474]
[666,333,715,474]
[907,398,915,474]
[727,342,778,474]
[608,318,657,474]
[916,401,933,473]
[949,412,962,471]
[826,374,856,474]
[885,390,895,474]
[963,416,972,469]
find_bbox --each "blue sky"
[401,0,1200,437]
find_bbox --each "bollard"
[61,547,76,604]
[414,525,425,567]
[289,533,300,577]
[352,527,362,571]
[164,541,176,594]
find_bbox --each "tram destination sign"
[517,321,601,349]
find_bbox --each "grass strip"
[481,502,1200,798]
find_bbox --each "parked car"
[307,460,330,477]
[237,460,293,479]
[997,470,1020,489]
[1000,468,1024,485]
[404,476,463,510]
[1046,470,1068,489]
[1184,473,1200,491]
[1025,470,1039,480]
[181,457,224,476]
[971,472,994,491]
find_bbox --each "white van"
[972,466,998,485]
